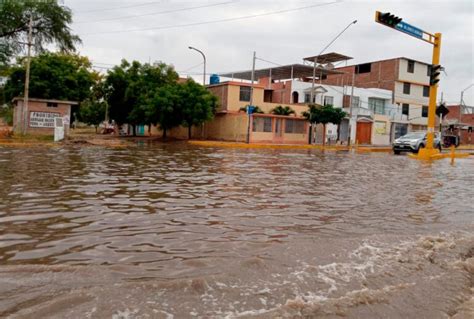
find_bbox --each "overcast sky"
[65,0,474,106]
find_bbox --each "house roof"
[12,97,79,105]
[220,64,344,81]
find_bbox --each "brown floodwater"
[0,143,473,318]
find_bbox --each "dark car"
[392,132,442,155]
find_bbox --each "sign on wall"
[374,121,387,135]
[29,111,60,128]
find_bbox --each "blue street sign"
[247,106,255,115]
[395,21,423,39]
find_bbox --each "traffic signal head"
[376,11,402,28]
[430,64,441,86]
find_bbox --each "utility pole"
[348,71,355,145]
[23,15,33,135]
[246,51,256,144]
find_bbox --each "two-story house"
[320,57,434,135]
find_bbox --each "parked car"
[392,132,442,154]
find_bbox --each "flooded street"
[0,143,473,318]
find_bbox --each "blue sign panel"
[247,106,255,115]
[395,21,423,39]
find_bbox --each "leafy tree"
[0,105,13,125]
[271,105,295,116]
[177,79,217,139]
[239,105,264,114]
[78,80,107,133]
[78,99,106,133]
[329,106,347,141]
[303,104,346,146]
[105,60,178,136]
[4,52,96,102]
[142,84,181,138]
[0,0,80,65]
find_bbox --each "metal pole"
[23,15,33,135]
[246,51,256,144]
[188,46,206,85]
[425,33,441,152]
[348,70,355,145]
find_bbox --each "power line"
[75,1,166,14]
[80,1,342,36]
[75,1,235,24]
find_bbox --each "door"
[356,122,372,144]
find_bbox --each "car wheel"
[394,150,401,155]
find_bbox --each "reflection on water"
[0,144,473,318]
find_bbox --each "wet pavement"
[0,143,473,318]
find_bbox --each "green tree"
[142,84,181,139]
[78,80,107,133]
[329,107,347,141]
[303,104,347,145]
[177,79,217,139]
[271,105,295,116]
[78,99,106,133]
[105,60,178,136]
[0,0,80,65]
[4,52,96,102]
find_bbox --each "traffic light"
[429,64,441,86]
[376,12,402,28]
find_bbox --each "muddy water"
[0,143,473,318]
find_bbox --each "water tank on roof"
[210,74,220,85]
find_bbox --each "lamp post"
[188,46,206,85]
[459,83,474,141]
[309,19,357,144]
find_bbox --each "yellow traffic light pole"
[375,11,451,160]
[417,33,441,160]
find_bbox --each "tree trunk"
[188,124,192,140]
[148,124,151,136]
[162,127,167,139]
[308,124,312,145]
[322,123,326,147]
[132,125,136,137]
[336,124,340,142]
[95,125,98,134]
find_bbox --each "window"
[285,119,305,134]
[403,82,411,94]
[239,86,251,102]
[351,96,360,108]
[427,65,431,76]
[304,93,311,103]
[355,63,371,74]
[252,117,272,132]
[423,86,430,97]
[422,105,429,117]
[47,102,58,108]
[407,60,415,73]
[402,103,409,116]
[368,98,385,115]
[323,96,334,106]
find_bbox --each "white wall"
[398,59,430,84]
[290,81,400,144]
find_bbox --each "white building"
[291,81,402,145]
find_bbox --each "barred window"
[285,119,305,134]
[252,117,272,132]
[239,86,251,102]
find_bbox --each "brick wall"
[13,100,71,135]
[322,59,398,91]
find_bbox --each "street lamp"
[309,19,357,144]
[310,19,357,103]
[188,46,206,85]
